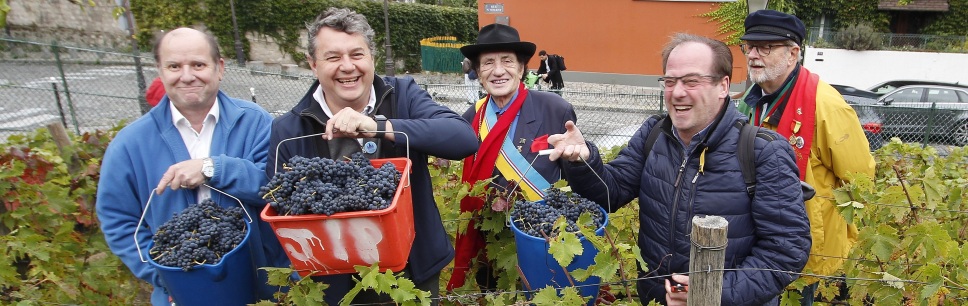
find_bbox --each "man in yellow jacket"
[737,10,876,305]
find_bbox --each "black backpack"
[553,54,567,71]
[640,115,814,199]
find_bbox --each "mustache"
[748,60,765,66]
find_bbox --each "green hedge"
[131,0,478,72]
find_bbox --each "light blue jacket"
[96,91,284,305]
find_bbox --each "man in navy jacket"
[548,33,810,305]
[266,8,478,305]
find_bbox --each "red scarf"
[772,67,819,179]
[447,83,528,291]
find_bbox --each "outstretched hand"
[547,120,589,162]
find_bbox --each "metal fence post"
[51,41,81,134]
[688,215,727,306]
[51,82,68,128]
[923,102,938,148]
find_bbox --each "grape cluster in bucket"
[511,188,605,238]
[260,152,401,216]
[149,199,247,270]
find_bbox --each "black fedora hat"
[460,23,536,61]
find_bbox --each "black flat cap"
[741,10,806,46]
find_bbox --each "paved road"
[0,62,659,149]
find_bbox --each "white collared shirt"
[313,84,377,145]
[170,99,219,201]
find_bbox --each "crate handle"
[134,184,251,263]
[272,130,412,188]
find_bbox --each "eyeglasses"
[739,43,792,56]
[480,58,518,72]
[658,74,721,91]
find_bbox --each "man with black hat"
[737,9,875,305]
[267,7,479,305]
[447,23,578,291]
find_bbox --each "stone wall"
[246,31,306,66]
[5,0,130,49]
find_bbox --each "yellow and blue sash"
[476,98,550,201]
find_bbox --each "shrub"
[836,23,883,51]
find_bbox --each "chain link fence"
[807,28,968,52]
[0,37,665,150]
[3,37,960,154]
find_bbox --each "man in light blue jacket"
[96,27,284,305]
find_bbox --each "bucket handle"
[134,184,251,263]
[507,149,611,226]
[272,130,411,188]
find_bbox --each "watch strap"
[374,115,387,139]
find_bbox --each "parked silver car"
[877,85,968,146]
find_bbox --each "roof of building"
[878,0,949,12]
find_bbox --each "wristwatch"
[374,115,387,139]
[202,157,214,181]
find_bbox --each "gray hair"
[661,33,733,80]
[306,7,376,61]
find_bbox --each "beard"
[748,58,791,84]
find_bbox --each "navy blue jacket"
[566,101,810,305]
[461,89,578,187]
[267,76,478,303]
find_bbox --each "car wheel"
[956,120,968,146]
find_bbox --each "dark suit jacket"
[462,88,577,191]
[537,56,565,89]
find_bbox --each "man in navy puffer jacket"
[548,33,811,305]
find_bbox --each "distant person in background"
[537,50,564,95]
[737,10,876,305]
[145,76,165,107]
[462,57,481,103]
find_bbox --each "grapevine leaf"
[779,289,801,306]
[903,221,951,261]
[559,286,587,305]
[261,267,295,286]
[531,286,560,305]
[915,263,943,302]
[377,270,395,294]
[388,277,418,303]
[549,224,582,267]
[867,225,900,260]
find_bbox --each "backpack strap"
[735,121,758,197]
[734,120,776,198]
[642,114,666,164]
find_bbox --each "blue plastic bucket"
[135,187,259,306]
[146,224,256,305]
[511,204,609,305]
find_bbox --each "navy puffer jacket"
[566,101,810,305]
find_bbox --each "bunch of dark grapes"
[149,199,247,270]
[259,152,401,216]
[511,188,605,238]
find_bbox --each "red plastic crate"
[260,158,414,277]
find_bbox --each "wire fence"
[0,37,664,149]
[807,28,968,52]
[4,37,965,155]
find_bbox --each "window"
[926,89,959,103]
[957,90,968,103]
[883,88,922,103]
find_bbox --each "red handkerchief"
[531,134,549,153]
